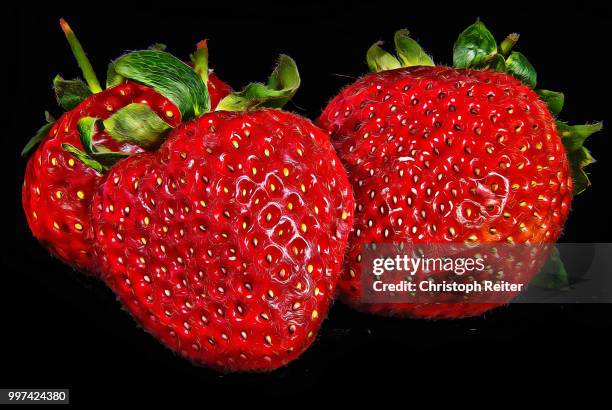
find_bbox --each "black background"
[3,1,611,404]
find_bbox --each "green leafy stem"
[366,20,603,196]
[216,55,301,111]
[23,19,302,161]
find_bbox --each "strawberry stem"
[499,33,520,57]
[192,40,209,85]
[59,18,102,93]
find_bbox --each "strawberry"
[22,20,231,272]
[317,21,601,318]
[73,52,354,371]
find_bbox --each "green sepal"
[556,121,603,194]
[532,247,569,289]
[61,143,106,173]
[366,41,401,72]
[76,116,98,153]
[108,50,210,118]
[103,103,172,150]
[451,21,539,90]
[106,61,124,88]
[53,75,92,110]
[62,117,131,173]
[62,142,128,173]
[537,90,565,116]
[21,112,55,157]
[558,122,602,152]
[62,103,173,173]
[393,29,434,67]
[216,55,300,111]
[488,54,506,71]
[265,55,301,108]
[191,40,209,85]
[505,51,537,88]
[452,20,497,69]
[568,147,594,195]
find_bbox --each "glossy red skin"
[22,76,231,273]
[91,109,355,371]
[317,66,572,318]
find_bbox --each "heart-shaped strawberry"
[92,107,353,370]
[63,51,354,371]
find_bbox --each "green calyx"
[107,49,210,119]
[27,19,303,173]
[367,30,433,72]
[62,117,130,173]
[366,20,603,196]
[452,21,536,88]
[53,75,92,110]
[536,90,564,116]
[21,112,55,157]
[367,42,401,72]
[532,247,569,289]
[557,122,603,194]
[103,103,172,150]
[216,55,301,111]
[394,29,434,68]
[61,104,173,173]
[452,20,602,195]
[23,20,211,157]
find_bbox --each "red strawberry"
[23,82,180,271]
[22,20,230,272]
[317,22,601,318]
[89,55,354,371]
